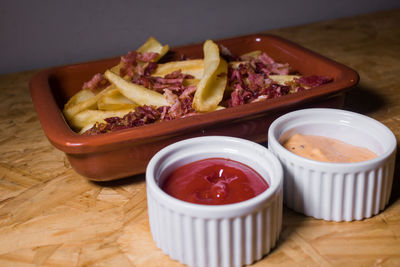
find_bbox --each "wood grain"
[0,8,399,266]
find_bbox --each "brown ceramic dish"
[29,34,359,181]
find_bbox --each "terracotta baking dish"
[29,34,359,181]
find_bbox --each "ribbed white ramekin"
[268,108,396,222]
[146,136,283,267]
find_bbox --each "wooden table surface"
[1,9,399,266]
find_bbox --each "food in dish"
[161,157,269,205]
[282,133,377,163]
[62,37,332,135]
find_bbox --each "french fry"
[228,61,242,69]
[240,50,262,59]
[79,123,98,135]
[109,63,123,76]
[69,109,134,131]
[151,59,204,79]
[63,85,115,121]
[65,89,95,105]
[105,70,169,107]
[63,90,95,113]
[192,40,228,112]
[109,37,169,77]
[97,87,138,110]
[269,75,301,85]
[228,50,262,69]
[137,37,169,61]
[183,78,200,87]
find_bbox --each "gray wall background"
[1,0,399,74]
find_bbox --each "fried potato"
[63,89,96,120]
[79,123,98,135]
[109,37,169,77]
[269,75,301,85]
[228,50,262,69]
[137,37,169,61]
[228,61,241,69]
[63,85,115,121]
[69,109,134,131]
[192,40,228,112]
[66,89,95,105]
[151,59,204,79]
[240,50,262,59]
[109,63,123,76]
[105,70,168,107]
[97,87,138,110]
[183,78,200,87]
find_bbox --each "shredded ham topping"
[295,75,331,87]
[82,48,332,135]
[84,105,173,135]
[119,51,160,77]
[226,52,331,106]
[82,73,110,92]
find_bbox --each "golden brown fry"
[79,123,97,135]
[228,50,262,69]
[109,37,169,77]
[97,88,138,110]
[183,78,200,87]
[228,61,242,69]
[63,85,115,121]
[269,75,301,85]
[137,37,169,61]
[69,109,134,131]
[240,50,262,59]
[66,89,95,105]
[192,40,228,112]
[109,63,123,75]
[105,70,168,107]
[151,59,204,79]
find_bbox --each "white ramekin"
[146,136,283,267]
[268,108,396,222]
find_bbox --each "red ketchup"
[161,158,269,205]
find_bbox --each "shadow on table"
[343,84,386,114]
[344,85,399,205]
[256,206,310,261]
[90,173,146,188]
[389,148,400,205]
